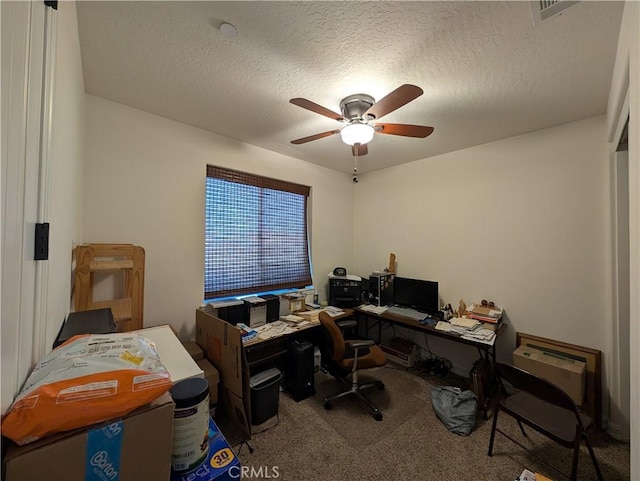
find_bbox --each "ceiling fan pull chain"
[352,149,359,183]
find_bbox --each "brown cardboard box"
[196,358,220,404]
[182,340,204,361]
[4,393,174,481]
[195,309,251,438]
[513,345,586,405]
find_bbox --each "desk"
[243,322,320,372]
[354,307,506,417]
[195,308,354,437]
[243,309,354,372]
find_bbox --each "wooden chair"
[488,362,604,481]
[74,244,145,332]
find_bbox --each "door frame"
[1,0,56,414]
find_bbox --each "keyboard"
[386,305,427,321]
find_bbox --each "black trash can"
[249,367,282,425]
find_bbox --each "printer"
[329,276,363,308]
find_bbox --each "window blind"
[204,165,312,299]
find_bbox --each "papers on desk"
[358,304,389,315]
[281,314,305,323]
[450,317,480,329]
[434,319,497,345]
[323,306,346,317]
[298,309,323,322]
[435,321,452,332]
[255,321,294,340]
[461,326,496,345]
[436,322,468,335]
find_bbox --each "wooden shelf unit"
[74,243,145,332]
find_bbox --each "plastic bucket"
[169,377,210,473]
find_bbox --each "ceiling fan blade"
[376,123,434,138]
[291,130,340,145]
[352,144,368,156]
[290,98,346,122]
[364,84,424,120]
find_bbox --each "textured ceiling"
[76,1,624,175]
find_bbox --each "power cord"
[251,413,280,435]
[415,356,453,379]
[232,413,280,457]
[233,439,254,456]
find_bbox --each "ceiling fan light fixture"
[340,123,374,146]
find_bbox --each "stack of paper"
[467,303,503,323]
[324,306,345,317]
[435,321,452,332]
[358,304,389,315]
[461,325,496,345]
[255,321,293,339]
[298,309,322,323]
[281,314,305,323]
[450,317,480,329]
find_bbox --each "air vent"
[531,0,579,25]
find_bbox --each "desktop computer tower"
[259,294,280,323]
[369,272,394,306]
[285,341,315,402]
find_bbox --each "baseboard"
[606,420,630,441]
[450,364,468,378]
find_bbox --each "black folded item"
[53,308,116,348]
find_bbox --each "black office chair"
[318,311,387,421]
[488,362,604,481]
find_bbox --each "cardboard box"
[4,393,174,481]
[170,417,240,481]
[380,344,418,368]
[183,341,205,361]
[513,345,586,405]
[196,358,220,404]
[196,309,251,438]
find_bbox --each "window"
[204,166,312,300]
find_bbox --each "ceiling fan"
[290,84,434,156]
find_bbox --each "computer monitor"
[393,277,439,313]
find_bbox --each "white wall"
[45,1,85,350]
[606,0,639,476]
[83,95,353,339]
[353,116,611,375]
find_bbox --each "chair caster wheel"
[377,382,385,391]
[324,402,332,410]
[374,411,383,421]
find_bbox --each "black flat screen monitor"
[393,277,439,313]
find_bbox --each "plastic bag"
[430,385,477,436]
[2,332,172,445]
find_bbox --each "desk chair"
[488,362,604,481]
[318,311,387,421]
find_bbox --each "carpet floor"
[216,366,630,481]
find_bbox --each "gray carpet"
[309,367,426,448]
[216,366,631,481]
